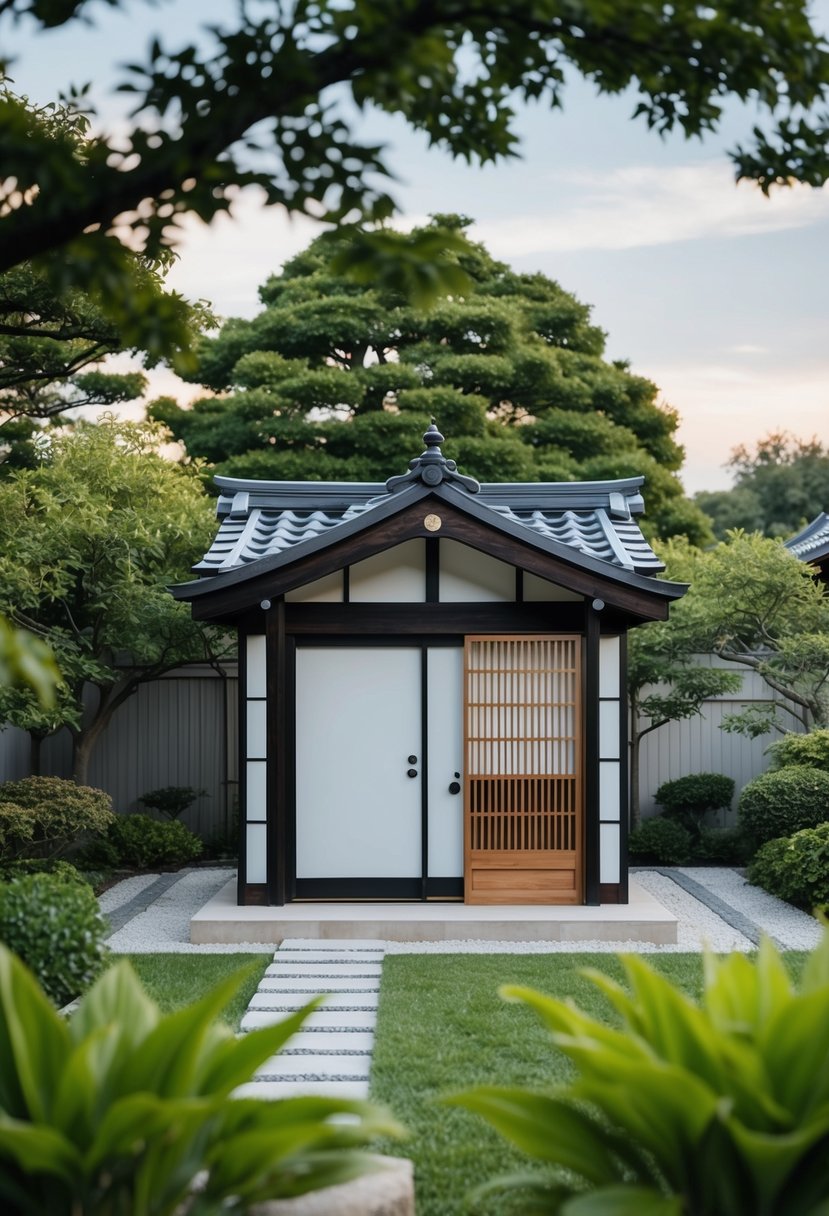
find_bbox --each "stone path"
[236,939,385,1099]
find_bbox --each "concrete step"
[260,976,380,991]
[255,1053,372,1079]
[242,1009,377,1032]
[271,950,386,964]
[257,1029,377,1053]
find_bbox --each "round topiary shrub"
[693,827,750,865]
[738,765,829,849]
[655,773,735,838]
[748,822,829,910]
[628,816,692,865]
[0,871,108,1005]
[0,776,114,860]
[106,814,203,868]
[766,729,829,775]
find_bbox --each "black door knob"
[448,781,461,795]
[408,755,417,764]
[407,768,418,778]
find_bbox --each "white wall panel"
[246,761,267,820]
[246,700,267,759]
[523,573,582,602]
[599,636,621,698]
[427,647,464,878]
[350,540,425,602]
[246,824,267,883]
[599,762,621,821]
[599,823,620,884]
[246,635,267,698]
[439,539,514,601]
[599,701,621,760]
[285,572,343,602]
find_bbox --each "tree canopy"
[660,531,829,734]
[695,433,829,540]
[152,217,711,543]
[2,1,829,322]
[0,417,226,781]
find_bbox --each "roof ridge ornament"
[385,423,480,495]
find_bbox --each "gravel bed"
[98,872,161,913]
[103,869,274,954]
[99,867,823,956]
[678,867,823,951]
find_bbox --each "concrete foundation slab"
[191,878,677,946]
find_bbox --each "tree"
[2,1,829,322]
[152,217,712,543]
[0,258,214,471]
[661,531,829,735]
[0,417,226,782]
[696,433,829,540]
[627,626,741,827]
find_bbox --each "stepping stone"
[248,991,379,1010]
[273,950,386,964]
[280,939,385,951]
[242,1008,377,1031]
[266,962,383,976]
[261,1029,377,1054]
[260,976,380,991]
[235,1079,369,1100]
[255,1053,372,1078]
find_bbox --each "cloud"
[471,162,829,255]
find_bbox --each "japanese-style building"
[785,513,829,583]
[172,425,686,908]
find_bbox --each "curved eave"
[171,479,686,616]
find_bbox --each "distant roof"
[785,512,829,569]
[193,424,664,579]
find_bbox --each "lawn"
[111,953,270,1029]
[369,951,807,1216]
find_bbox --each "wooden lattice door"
[464,635,583,904]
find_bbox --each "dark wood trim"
[188,497,672,622]
[425,537,439,603]
[599,883,621,904]
[342,566,350,602]
[237,630,247,904]
[515,567,524,603]
[243,883,268,906]
[584,608,601,905]
[266,600,288,906]
[618,631,629,904]
[285,602,586,634]
[420,646,428,900]
[286,636,297,901]
[294,877,462,900]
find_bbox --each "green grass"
[110,953,270,1029]
[369,951,806,1216]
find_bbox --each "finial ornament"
[385,423,480,494]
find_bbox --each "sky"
[4,0,829,496]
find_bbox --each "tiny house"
[173,425,685,907]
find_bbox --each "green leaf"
[0,1114,79,1181]
[562,1186,683,1216]
[0,946,70,1122]
[447,1087,628,1186]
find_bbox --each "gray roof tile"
[785,512,829,564]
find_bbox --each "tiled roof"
[785,512,829,565]
[194,463,664,578]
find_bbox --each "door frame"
[287,635,464,902]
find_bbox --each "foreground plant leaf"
[0,944,402,1215]
[450,928,829,1214]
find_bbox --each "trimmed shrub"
[0,776,114,860]
[628,815,692,864]
[738,765,829,849]
[0,857,88,885]
[139,784,206,820]
[748,822,829,910]
[655,772,735,837]
[767,729,829,775]
[692,826,750,865]
[106,813,203,868]
[0,871,108,1004]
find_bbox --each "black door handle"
[407,768,418,778]
[448,781,461,795]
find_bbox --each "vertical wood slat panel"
[464,635,583,904]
